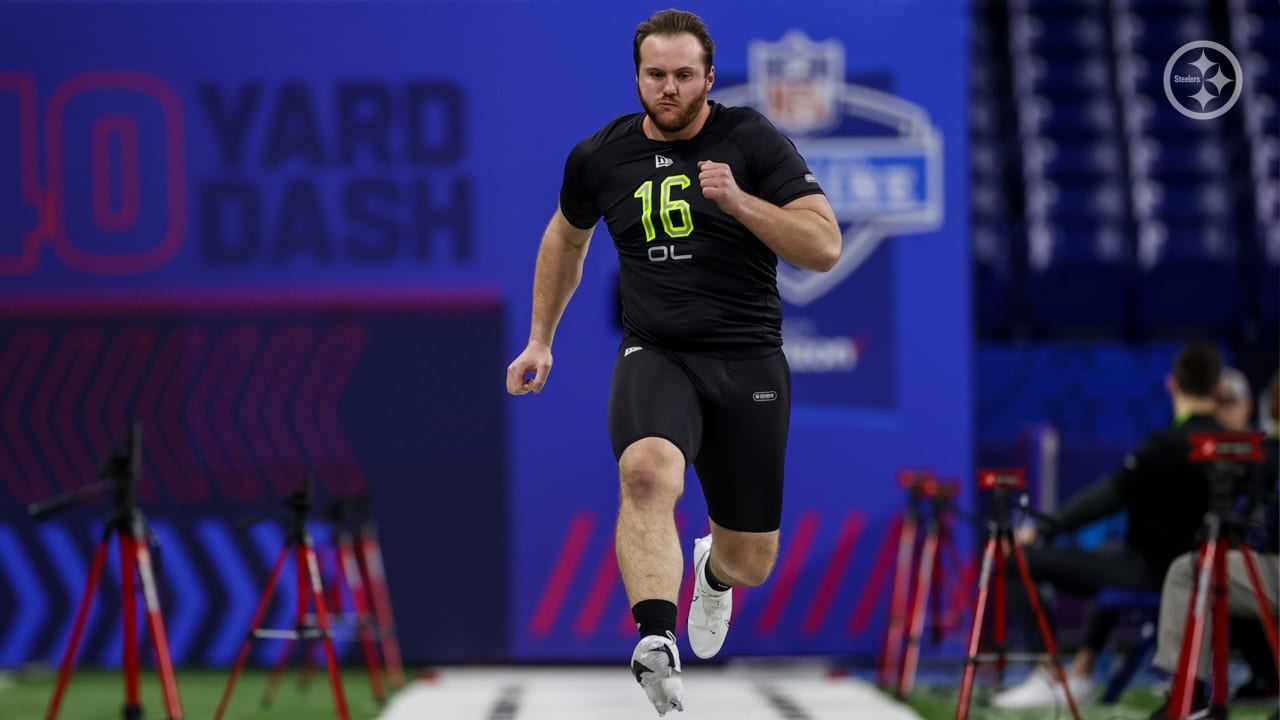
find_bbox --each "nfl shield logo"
[749,31,844,135]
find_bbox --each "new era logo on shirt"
[624,346,643,357]
[654,155,673,168]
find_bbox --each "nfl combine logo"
[713,31,945,306]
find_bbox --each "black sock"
[704,558,732,592]
[632,599,677,639]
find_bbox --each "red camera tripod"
[214,477,350,720]
[1166,432,1280,720]
[955,468,1081,720]
[27,423,184,720]
[880,470,969,698]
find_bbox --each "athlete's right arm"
[505,207,594,396]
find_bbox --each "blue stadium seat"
[1125,15,1212,55]
[1040,139,1124,177]
[1027,221,1133,336]
[1041,180,1128,222]
[1134,222,1240,338]
[1094,589,1163,704]
[1031,95,1119,135]
[1028,17,1109,54]
[974,221,1016,337]
[1244,18,1280,54]
[1030,56,1113,94]
[1259,230,1279,339]
[1025,0,1106,13]
[1135,138,1230,179]
[1147,182,1234,221]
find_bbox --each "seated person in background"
[1217,367,1254,432]
[992,341,1225,709]
[1143,371,1280,720]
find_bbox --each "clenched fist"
[698,160,746,216]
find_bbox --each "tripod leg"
[304,542,351,720]
[214,546,290,720]
[929,533,945,644]
[342,538,387,704]
[260,638,298,707]
[132,527,184,720]
[260,548,310,707]
[119,534,142,719]
[359,530,404,688]
[954,530,998,720]
[1010,541,1082,720]
[46,537,111,720]
[939,530,969,637]
[899,526,938,698]
[1236,544,1280,673]
[993,530,1008,688]
[880,514,914,688]
[1211,539,1230,711]
[1170,541,1217,719]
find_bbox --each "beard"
[639,84,709,135]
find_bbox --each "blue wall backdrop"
[0,0,972,665]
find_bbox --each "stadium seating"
[972,0,1278,345]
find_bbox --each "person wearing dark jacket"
[1143,371,1280,720]
[993,341,1226,709]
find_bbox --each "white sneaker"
[991,666,1095,709]
[631,632,684,717]
[687,534,732,659]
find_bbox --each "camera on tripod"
[1188,431,1268,525]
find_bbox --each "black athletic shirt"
[559,101,825,355]
[1039,413,1223,574]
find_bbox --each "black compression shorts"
[607,337,791,533]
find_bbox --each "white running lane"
[377,664,926,720]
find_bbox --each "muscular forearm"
[731,194,841,272]
[529,231,589,347]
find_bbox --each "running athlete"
[505,8,841,715]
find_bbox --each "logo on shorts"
[624,346,643,357]
[711,31,944,306]
[752,391,778,402]
[1163,40,1243,120]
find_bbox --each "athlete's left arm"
[697,160,841,272]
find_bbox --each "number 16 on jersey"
[634,174,694,262]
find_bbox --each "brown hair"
[1172,341,1223,399]
[633,9,715,74]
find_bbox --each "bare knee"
[618,438,684,510]
[712,530,778,587]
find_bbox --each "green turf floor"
[3,667,1276,719]
[904,682,1278,720]
[0,668,392,720]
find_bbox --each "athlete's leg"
[685,349,790,658]
[608,341,702,715]
[617,437,687,606]
[608,342,701,611]
[693,349,790,585]
[706,519,779,588]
